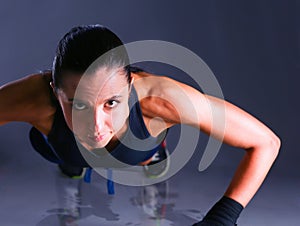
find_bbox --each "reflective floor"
[0,125,299,226]
[0,157,299,226]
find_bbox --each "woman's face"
[56,67,131,150]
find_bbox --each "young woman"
[0,25,280,226]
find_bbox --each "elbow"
[265,133,281,161]
[248,132,281,161]
[273,134,281,156]
[273,134,281,150]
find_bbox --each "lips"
[88,134,106,143]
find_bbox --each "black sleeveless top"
[29,85,166,168]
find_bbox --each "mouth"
[88,134,106,143]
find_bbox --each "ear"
[49,81,58,98]
[130,76,135,85]
[128,76,135,93]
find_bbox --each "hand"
[192,222,210,226]
[192,221,213,226]
[192,196,243,226]
[192,221,237,226]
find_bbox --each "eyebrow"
[68,95,123,103]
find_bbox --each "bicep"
[0,74,54,125]
[199,95,275,149]
[166,80,276,150]
[0,78,28,124]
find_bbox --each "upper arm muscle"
[167,79,277,150]
[137,74,276,150]
[0,73,55,125]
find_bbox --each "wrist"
[201,196,244,226]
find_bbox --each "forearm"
[224,140,280,207]
[192,140,280,226]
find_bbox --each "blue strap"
[84,167,92,183]
[83,167,115,195]
[107,169,115,195]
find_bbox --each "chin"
[89,138,112,150]
[91,143,107,149]
[85,140,108,150]
[74,136,102,151]
[75,132,114,150]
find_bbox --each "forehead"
[61,68,129,100]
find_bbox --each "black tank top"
[30,86,166,168]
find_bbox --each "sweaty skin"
[0,70,280,207]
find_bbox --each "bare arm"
[138,75,280,208]
[0,73,56,134]
[198,94,280,207]
[175,79,280,207]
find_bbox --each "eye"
[73,102,88,111]
[105,100,119,108]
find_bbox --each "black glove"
[192,196,243,226]
[192,223,237,226]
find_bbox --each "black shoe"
[58,163,85,179]
[143,140,170,178]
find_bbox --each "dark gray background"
[0,0,299,222]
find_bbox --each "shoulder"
[132,70,203,107]
[0,71,56,127]
[132,71,203,134]
[132,71,182,100]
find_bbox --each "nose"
[93,107,106,135]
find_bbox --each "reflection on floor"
[34,169,204,226]
[0,151,299,226]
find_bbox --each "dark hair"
[52,24,131,89]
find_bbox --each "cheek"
[63,109,75,131]
[61,104,88,133]
[71,111,93,135]
[57,97,75,131]
[111,103,129,130]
